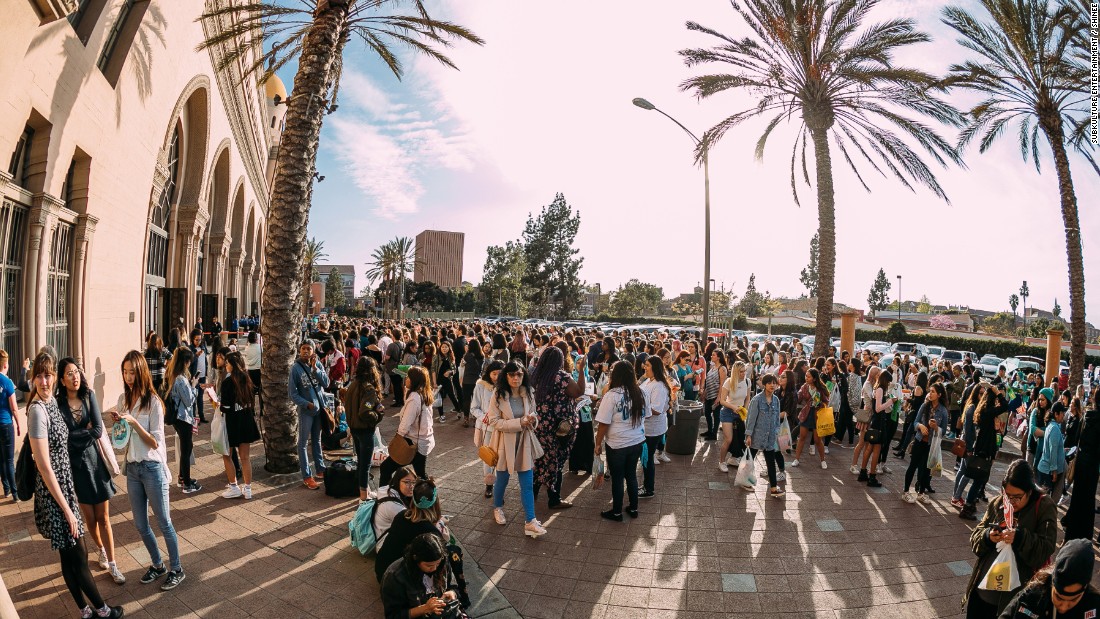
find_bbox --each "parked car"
[1003,357,1042,375]
[978,354,1004,376]
[926,345,945,361]
[941,350,965,364]
[893,342,929,358]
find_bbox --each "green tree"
[983,312,1018,336]
[680,0,960,356]
[324,267,345,309]
[886,321,907,343]
[199,0,483,474]
[610,280,664,317]
[917,295,932,314]
[799,232,820,298]
[1018,317,1068,339]
[1009,293,1019,317]
[761,292,783,335]
[522,193,584,319]
[302,237,327,318]
[738,274,764,317]
[867,268,892,321]
[406,281,447,311]
[480,241,528,316]
[1053,299,1062,319]
[942,0,1094,389]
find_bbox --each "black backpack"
[15,435,36,501]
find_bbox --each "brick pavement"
[0,400,1091,619]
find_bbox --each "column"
[71,214,98,367]
[23,193,63,358]
[840,310,857,357]
[1045,329,1063,387]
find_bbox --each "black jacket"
[380,557,457,619]
[374,512,442,583]
[999,581,1100,619]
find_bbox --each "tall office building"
[414,230,464,289]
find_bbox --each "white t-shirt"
[116,394,167,464]
[641,379,671,437]
[595,387,646,449]
[723,376,751,409]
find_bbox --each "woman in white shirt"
[113,351,185,591]
[471,360,505,498]
[717,361,751,473]
[594,361,647,522]
[485,362,546,538]
[639,357,672,499]
[381,366,435,485]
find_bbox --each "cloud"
[324,68,478,219]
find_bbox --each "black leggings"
[379,452,427,486]
[749,448,781,487]
[172,419,195,484]
[904,440,932,493]
[834,406,856,444]
[460,384,476,416]
[59,542,104,610]
[437,379,461,412]
[703,398,717,436]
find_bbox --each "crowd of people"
[2,314,1098,618]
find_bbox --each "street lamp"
[633,97,712,344]
[896,275,902,323]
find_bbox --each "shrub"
[886,322,907,342]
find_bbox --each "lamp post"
[633,97,711,344]
[896,275,902,324]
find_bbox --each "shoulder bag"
[14,434,35,501]
[388,398,421,466]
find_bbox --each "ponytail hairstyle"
[225,351,254,403]
[403,533,449,591]
[609,360,645,427]
[645,355,673,398]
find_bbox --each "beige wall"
[0,1,274,404]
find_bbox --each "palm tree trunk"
[259,1,348,474]
[1042,121,1086,390]
[809,127,836,357]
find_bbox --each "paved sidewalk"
[1,403,1093,619]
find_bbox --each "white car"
[926,345,945,360]
[979,355,1004,376]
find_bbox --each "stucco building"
[1,0,283,399]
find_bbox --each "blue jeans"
[493,469,535,522]
[953,460,973,501]
[0,423,15,495]
[298,410,324,479]
[126,461,181,572]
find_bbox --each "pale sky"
[293,1,1100,322]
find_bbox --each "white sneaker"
[222,484,243,499]
[243,484,252,500]
[820,461,828,470]
[718,462,729,473]
[902,492,916,503]
[1058,495,1070,507]
[917,493,932,505]
[109,564,126,584]
[849,465,860,475]
[493,508,507,525]
[653,457,660,466]
[824,447,830,455]
[727,456,740,466]
[790,460,800,467]
[880,465,893,474]
[809,446,816,456]
[658,452,671,463]
[524,519,547,538]
[97,548,108,570]
[777,471,786,482]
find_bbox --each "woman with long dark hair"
[639,356,673,498]
[791,368,829,469]
[471,360,505,498]
[1063,387,1100,541]
[701,349,728,441]
[432,341,461,424]
[901,382,947,505]
[959,383,1010,521]
[28,353,124,617]
[380,533,461,619]
[530,346,586,509]
[380,367,435,485]
[894,370,928,457]
[164,348,199,494]
[594,361,647,521]
[215,351,260,500]
[114,350,184,590]
[459,338,485,425]
[55,357,124,583]
[486,362,546,537]
[342,356,385,501]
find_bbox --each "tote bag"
[815,407,835,437]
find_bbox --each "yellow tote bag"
[815,406,835,437]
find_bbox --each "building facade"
[414,229,464,289]
[314,264,355,302]
[1,0,282,399]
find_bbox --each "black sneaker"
[857,469,869,482]
[161,570,185,591]
[140,565,167,584]
[600,510,623,522]
[625,507,639,518]
[638,490,655,499]
[182,482,202,494]
[95,606,125,618]
[866,476,883,488]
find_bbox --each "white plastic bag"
[210,411,230,456]
[927,429,943,477]
[734,453,757,488]
[978,541,1021,592]
[777,423,792,452]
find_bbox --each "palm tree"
[302,237,327,317]
[679,0,961,356]
[941,0,1094,389]
[199,0,483,474]
[365,241,398,317]
[390,236,417,319]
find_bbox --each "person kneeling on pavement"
[999,538,1100,619]
[381,533,466,619]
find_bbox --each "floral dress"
[533,372,577,491]
[31,398,85,550]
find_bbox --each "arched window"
[146,124,178,280]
